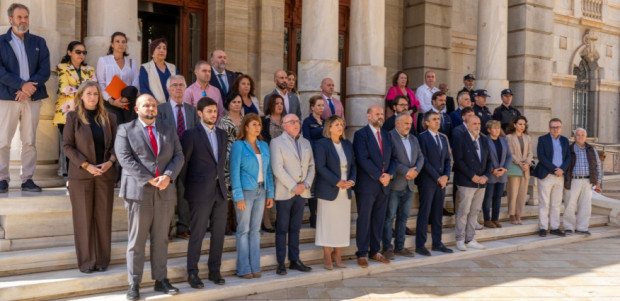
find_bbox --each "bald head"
[367,105,385,129]
[274,70,288,91]
[321,78,335,97]
[210,49,227,72]
[135,94,158,123]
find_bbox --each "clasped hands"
[379,173,391,187]
[492,167,506,177]
[471,174,488,185]
[149,174,171,190]
[15,82,38,102]
[336,180,355,189]
[85,161,114,176]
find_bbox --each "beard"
[11,22,28,34]
[203,117,216,125]
[277,81,288,91]
[371,118,384,127]
[139,112,156,120]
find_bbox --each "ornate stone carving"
[580,29,600,64]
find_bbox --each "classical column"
[297,0,340,118]
[345,0,386,136]
[475,0,509,106]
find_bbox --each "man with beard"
[115,94,184,300]
[417,92,452,140]
[185,61,225,119]
[438,83,455,114]
[0,3,50,193]
[209,50,238,102]
[353,105,395,268]
[458,74,476,101]
[263,70,301,119]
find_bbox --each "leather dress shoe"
[276,262,287,275]
[415,247,431,256]
[370,253,390,264]
[442,208,454,216]
[549,229,566,237]
[154,279,179,295]
[126,284,139,301]
[261,225,275,233]
[432,244,453,253]
[21,179,42,192]
[405,227,415,235]
[187,273,204,289]
[176,231,191,240]
[357,257,369,268]
[538,229,547,237]
[81,269,93,274]
[208,271,225,285]
[289,260,312,272]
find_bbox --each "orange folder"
[105,75,127,100]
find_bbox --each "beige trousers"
[563,178,593,231]
[537,174,564,230]
[506,175,529,216]
[0,99,42,182]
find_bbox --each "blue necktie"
[327,98,335,115]
[217,74,227,94]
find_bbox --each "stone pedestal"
[345,0,386,136]
[475,0,509,104]
[297,0,340,118]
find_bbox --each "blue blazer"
[301,114,325,149]
[533,133,570,179]
[314,138,357,200]
[416,112,453,140]
[486,136,512,184]
[417,130,451,185]
[209,67,238,102]
[229,139,275,202]
[449,108,464,128]
[452,133,492,188]
[0,29,50,101]
[353,125,395,194]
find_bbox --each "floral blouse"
[217,113,242,192]
[54,63,96,125]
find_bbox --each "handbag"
[507,162,523,177]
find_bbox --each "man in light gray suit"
[270,114,315,275]
[381,113,425,260]
[115,94,184,300]
[156,75,199,240]
[263,70,301,119]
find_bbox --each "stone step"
[0,215,609,301]
[0,204,545,276]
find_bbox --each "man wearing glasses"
[533,118,570,237]
[383,95,416,135]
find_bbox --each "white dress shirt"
[276,88,290,114]
[415,83,441,114]
[137,119,159,155]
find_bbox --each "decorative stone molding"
[592,192,620,227]
[596,79,620,93]
[568,29,601,74]
[552,73,577,88]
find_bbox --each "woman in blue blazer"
[313,115,356,270]
[482,120,512,228]
[229,113,274,279]
[302,95,326,228]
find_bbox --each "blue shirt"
[551,135,563,168]
[201,122,219,162]
[10,30,29,81]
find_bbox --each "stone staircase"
[1,180,620,301]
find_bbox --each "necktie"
[327,98,335,115]
[377,131,383,155]
[435,134,442,151]
[176,104,186,138]
[146,125,159,177]
[217,74,227,94]
[209,131,218,163]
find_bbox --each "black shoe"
[575,230,591,236]
[432,244,453,253]
[549,229,566,237]
[565,230,574,234]
[261,224,275,233]
[126,284,139,301]
[187,273,204,289]
[21,179,42,192]
[0,180,7,193]
[154,279,179,295]
[289,260,312,272]
[81,269,93,274]
[415,247,431,256]
[276,262,287,275]
[208,271,225,285]
[538,229,547,237]
[442,208,454,216]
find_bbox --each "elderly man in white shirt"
[415,71,441,114]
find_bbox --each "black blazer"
[209,67,238,102]
[353,125,395,194]
[181,124,228,201]
[314,138,357,200]
[452,133,492,188]
[417,130,451,185]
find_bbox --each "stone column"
[346,0,386,136]
[475,0,509,105]
[297,0,340,118]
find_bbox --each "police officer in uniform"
[472,89,492,135]
[458,74,476,101]
[492,89,521,131]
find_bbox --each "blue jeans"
[235,186,266,276]
[482,182,505,221]
[382,187,414,251]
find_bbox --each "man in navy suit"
[449,91,472,128]
[417,91,452,140]
[353,105,395,267]
[183,97,228,288]
[452,116,492,251]
[415,111,453,256]
[533,118,570,237]
[263,70,302,119]
[209,50,238,102]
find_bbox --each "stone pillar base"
[345,65,386,136]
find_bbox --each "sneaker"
[456,240,467,251]
[0,180,8,193]
[465,240,486,249]
[21,179,42,192]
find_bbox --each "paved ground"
[225,236,620,300]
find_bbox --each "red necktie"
[146,125,159,177]
[377,130,383,155]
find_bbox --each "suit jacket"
[209,67,238,102]
[417,130,451,185]
[506,133,533,178]
[270,132,315,200]
[452,132,492,188]
[182,124,228,201]
[533,133,570,179]
[62,111,118,180]
[486,136,512,183]
[115,119,184,201]
[449,108,464,128]
[417,111,452,139]
[389,129,424,192]
[446,96,456,114]
[156,101,199,136]
[353,125,396,194]
[263,89,302,119]
[314,138,357,200]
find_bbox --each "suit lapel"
[197,124,216,161]
[132,120,156,157]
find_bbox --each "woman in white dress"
[313,115,356,270]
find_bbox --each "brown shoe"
[239,273,253,279]
[370,253,390,264]
[405,227,415,235]
[381,249,395,260]
[492,220,502,228]
[252,272,261,278]
[394,248,415,257]
[357,257,369,268]
[176,231,191,240]
[483,221,496,228]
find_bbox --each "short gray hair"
[395,112,412,122]
[8,3,29,17]
[574,127,587,136]
[166,75,187,89]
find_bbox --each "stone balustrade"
[582,0,603,21]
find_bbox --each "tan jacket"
[506,133,533,177]
[269,132,315,200]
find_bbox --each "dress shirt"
[201,122,219,162]
[213,68,229,92]
[183,81,225,118]
[368,124,383,151]
[137,118,159,155]
[169,99,187,130]
[551,135,563,168]
[276,88,290,114]
[468,131,481,161]
[256,154,264,183]
[415,83,441,114]
[429,130,443,151]
[400,133,412,163]
[96,55,139,100]
[10,30,29,80]
[573,144,602,182]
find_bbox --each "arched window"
[572,59,589,132]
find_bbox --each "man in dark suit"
[449,107,475,214]
[208,50,238,102]
[417,92,452,140]
[353,105,395,267]
[438,83,455,114]
[383,95,416,136]
[381,113,424,260]
[263,70,302,119]
[415,111,453,256]
[449,91,473,128]
[115,94,184,300]
[183,97,228,288]
[452,115,492,251]
[157,75,199,240]
[533,118,570,237]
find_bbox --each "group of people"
[0,3,604,301]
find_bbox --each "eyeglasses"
[550,126,562,130]
[74,50,87,55]
[284,120,300,124]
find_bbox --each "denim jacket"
[230,139,275,202]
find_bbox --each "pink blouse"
[385,86,421,129]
